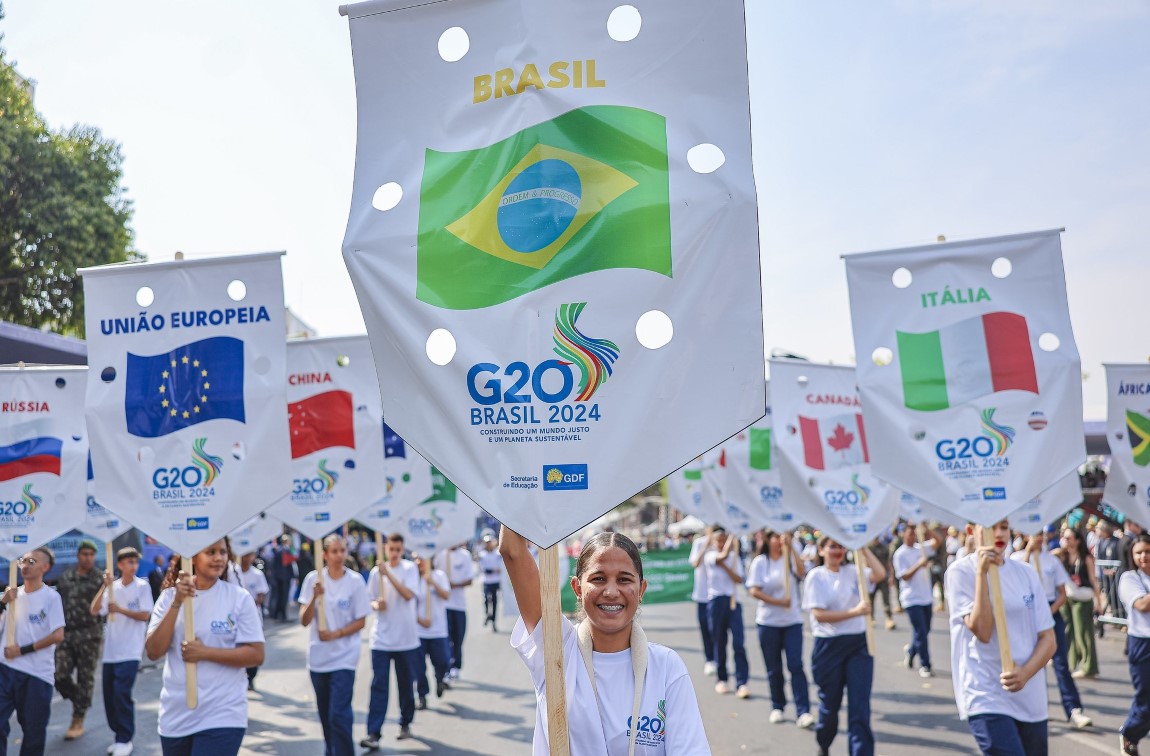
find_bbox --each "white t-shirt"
[438,548,476,611]
[478,549,503,585]
[297,568,370,672]
[703,550,742,600]
[945,554,1054,722]
[415,570,450,640]
[1120,569,1150,639]
[689,539,710,603]
[366,560,420,651]
[511,616,711,755]
[745,554,802,627]
[893,543,934,608]
[239,566,270,605]
[100,577,154,664]
[0,584,65,684]
[801,565,873,637]
[1008,550,1069,604]
[148,579,264,737]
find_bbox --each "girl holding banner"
[801,537,885,756]
[945,521,1056,756]
[145,538,265,756]
[1119,533,1150,755]
[501,527,711,755]
[746,530,815,729]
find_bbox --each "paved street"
[13,586,1136,755]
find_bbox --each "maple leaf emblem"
[827,424,854,454]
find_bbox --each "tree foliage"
[0,41,138,336]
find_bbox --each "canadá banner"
[0,367,87,558]
[771,360,897,549]
[80,254,292,556]
[844,230,1085,526]
[1102,364,1150,526]
[341,0,765,547]
[268,337,388,539]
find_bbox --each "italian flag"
[799,413,869,471]
[896,311,1038,412]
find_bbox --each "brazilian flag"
[417,106,671,310]
[1128,410,1150,467]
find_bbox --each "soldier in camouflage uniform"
[54,540,105,741]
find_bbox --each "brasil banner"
[1102,364,1150,526]
[341,0,765,548]
[844,230,1085,526]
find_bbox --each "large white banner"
[771,360,897,549]
[1102,365,1150,526]
[355,424,436,533]
[268,337,388,539]
[0,367,87,558]
[81,253,292,556]
[228,512,284,556]
[341,0,764,547]
[711,386,794,532]
[393,468,480,553]
[1009,472,1082,536]
[845,230,1085,525]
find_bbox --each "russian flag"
[0,437,63,482]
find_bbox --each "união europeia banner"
[844,230,1085,526]
[80,253,292,556]
[341,0,764,547]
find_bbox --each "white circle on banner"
[227,279,247,302]
[687,144,725,173]
[636,310,673,349]
[426,329,457,365]
[1038,332,1060,351]
[991,257,1013,278]
[891,268,912,288]
[136,287,155,307]
[253,356,271,375]
[607,6,642,42]
[796,375,808,387]
[373,183,403,212]
[137,447,154,465]
[438,27,469,62]
[872,347,893,366]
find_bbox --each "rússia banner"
[341,0,765,548]
[0,367,88,559]
[1102,364,1150,526]
[85,455,134,543]
[229,512,285,556]
[844,230,1085,526]
[1009,472,1082,536]
[771,360,898,549]
[80,253,292,556]
[562,543,693,613]
[268,337,388,540]
[354,423,436,533]
[711,385,794,531]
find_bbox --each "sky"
[2,0,1148,419]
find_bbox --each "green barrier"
[561,543,695,614]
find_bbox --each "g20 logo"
[626,715,665,735]
[153,466,209,489]
[935,437,997,461]
[467,360,575,405]
[759,486,782,505]
[823,489,864,509]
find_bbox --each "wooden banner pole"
[105,542,115,623]
[855,549,876,656]
[781,538,792,603]
[981,527,1013,672]
[6,562,17,646]
[182,556,197,709]
[375,531,385,602]
[538,544,571,756]
[315,539,327,632]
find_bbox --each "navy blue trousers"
[707,597,749,686]
[1049,607,1082,717]
[102,660,139,744]
[810,633,873,756]
[446,609,466,670]
[416,637,451,697]
[160,727,246,755]
[967,713,1047,755]
[368,648,418,734]
[696,601,714,663]
[757,623,810,715]
[310,669,355,756]
[1123,636,1150,744]
[0,665,53,756]
[904,603,933,670]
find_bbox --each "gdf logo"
[542,464,588,491]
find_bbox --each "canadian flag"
[799,413,869,471]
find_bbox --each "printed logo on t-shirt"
[626,699,667,748]
[27,608,48,626]
[1022,592,1035,609]
[337,598,352,610]
[209,613,237,635]
[126,598,141,610]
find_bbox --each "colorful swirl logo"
[21,484,41,515]
[191,438,224,486]
[980,408,1015,456]
[429,507,444,530]
[657,698,668,734]
[317,459,340,492]
[850,474,871,504]
[552,302,620,401]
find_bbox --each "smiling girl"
[145,538,264,756]
[501,526,710,755]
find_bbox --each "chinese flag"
[289,390,355,459]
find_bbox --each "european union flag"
[383,422,405,459]
[125,336,245,438]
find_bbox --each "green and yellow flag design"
[1127,410,1150,467]
[417,106,671,310]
